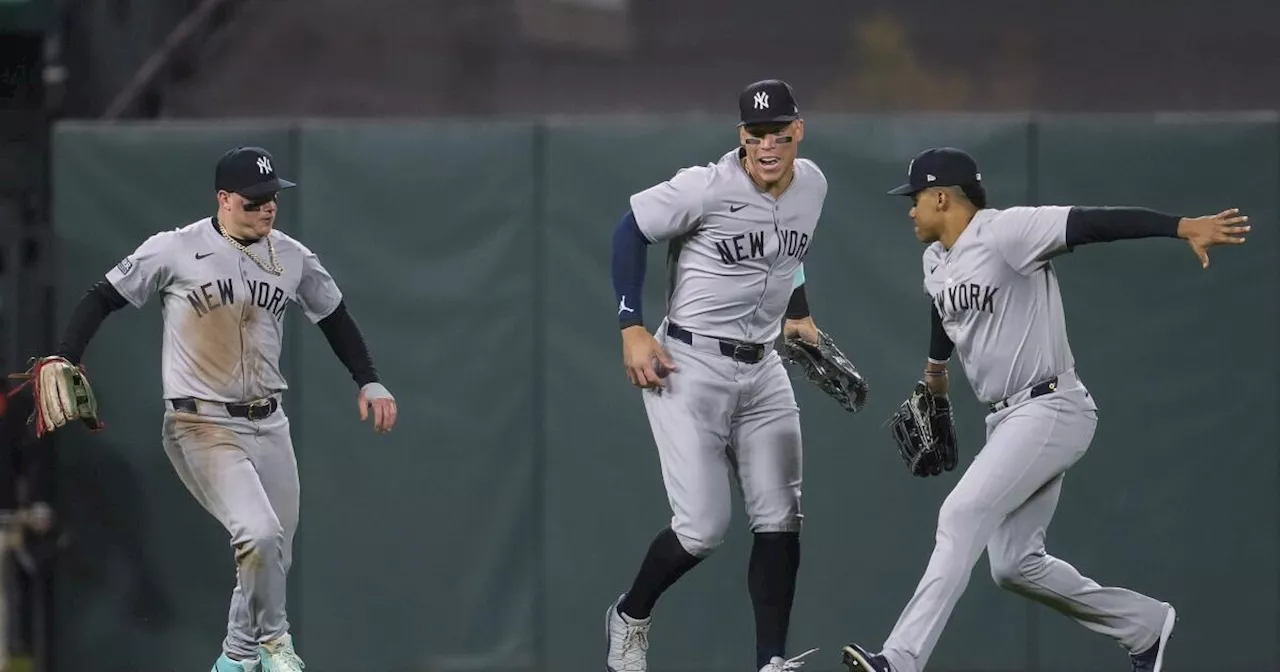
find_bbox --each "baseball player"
[606,79,829,672]
[41,146,397,672]
[839,147,1249,672]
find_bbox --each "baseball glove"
[7,356,104,439]
[887,381,958,477]
[780,329,869,413]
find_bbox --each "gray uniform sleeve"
[986,206,1073,275]
[296,243,344,323]
[104,231,177,308]
[628,165,711,243]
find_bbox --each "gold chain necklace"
[219,227,283,276]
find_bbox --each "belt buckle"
[245,398,272,421]
[732,343,761,363]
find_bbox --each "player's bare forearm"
[924,359,949,396]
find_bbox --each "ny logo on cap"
[754,91,769,110]
[257,156,273,175]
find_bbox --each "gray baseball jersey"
[106,217,343,403]
[922,205,1077,404]
[629,148,826,344]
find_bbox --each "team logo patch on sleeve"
[116,257,134,275]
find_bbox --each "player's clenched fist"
[1178,208,1250,268]
[621,325,677,389]
[783,316,820,345]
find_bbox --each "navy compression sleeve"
[1064,207,1181,247]
[929,302,955,362]
[612,210,649,329]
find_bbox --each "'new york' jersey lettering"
[923,205,1078,404]
[629,148,827,344]
[106,218,343,402]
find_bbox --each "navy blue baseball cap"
[888,147,982,196]
[738,79,801,127]
[215,146,296,199]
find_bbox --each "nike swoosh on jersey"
[729,204,747,212]
[195,252,214,260]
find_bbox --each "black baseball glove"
[887,381,958,477]
[780,329,868,413]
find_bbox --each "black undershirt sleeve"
[929,302,954,362]
[1064,207,1181,247]
[785,284,810,320]
[316,301,380,387]
[56,280,130,365]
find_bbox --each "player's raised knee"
[673,519,729,557]
[989,551,1046,591]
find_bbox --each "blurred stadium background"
[0,1,1277,671]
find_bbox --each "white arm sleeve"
[296,244,344,323]
[986,206,1073,275]
[627,165,711,243]
[104,231,177,308]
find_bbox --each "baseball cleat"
[212,652,260,672]
[1131,603,1177,672]
[841,643,891,672]
[760,647,820,671]
[605,593,651,672]
[258,633,305,672]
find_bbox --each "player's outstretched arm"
[1065,206,1249,268]
[611,209,676,389]
[315,302,396,433]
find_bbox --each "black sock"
[749,531,801,669]
[617,527,704,620]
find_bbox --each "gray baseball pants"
[882,382,1170,672]
[162,399,297,661]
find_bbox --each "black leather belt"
[666,323,767,364]
[988,376,1058,414]
[169,396,279,421]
